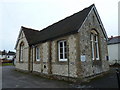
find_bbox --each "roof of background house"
[7,51,16,55]
[1,50,7,55]
[0,50,15,55]
[107,36,120,45]
[20,4,107,46]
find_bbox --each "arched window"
[90,30,100,60]
[19,42,24,62]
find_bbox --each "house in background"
[15,4,109,82]
[0,50,16,63]
[107,36,120,65]
[7,51,16,60]
[0,50,7,60]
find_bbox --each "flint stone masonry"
[68,35,77,77]
[33,64,41,73]
[16,31,29,71]
[42,42,49,74]
[51,34,77,77]
[78,9,109,78]
[16,63,28,71]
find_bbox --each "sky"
[0,0,119,51]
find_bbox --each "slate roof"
[0,50,15,55]
[21,4,95,46]
[1,50,7,55]
[7,51,16,55]
[107,36,120,45]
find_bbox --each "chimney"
[111,36,113,38]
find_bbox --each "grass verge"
[2,63,14,66]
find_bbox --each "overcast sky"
[0,0,119,51]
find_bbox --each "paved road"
[74,67,120,88]
[2,66,72,88]
[0,66,2,89]
[2,66,120,88]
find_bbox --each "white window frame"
[36,46,40,61]
[91,34,95,60]
[91,31,100,61]
[58,40,67,61]
[20,43,24,62]
[95,35,99,60]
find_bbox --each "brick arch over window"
[19,41,24,62]
[90,29,100,61]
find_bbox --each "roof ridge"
[38,4,94,33]
[21,26,40,32]
[108,36,120,39]
[112,36,120,38]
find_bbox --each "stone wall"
[15,31,29,71]
[78,9,109,78]
[51,35,78,78]
[33,63,42,73]
[31,42,50,74]
[42,42,49,74]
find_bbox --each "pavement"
[2,66,120,88]
[0,66,2,89]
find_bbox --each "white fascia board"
[14,27,23,49]
[14,27,30,49]
[78,6,108,41]
[78,6,94,32]
[93,6,108,40]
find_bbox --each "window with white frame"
[90,30,100,60]
[58,40,67,61]
[19,42,24,62]
[36,46,40,61]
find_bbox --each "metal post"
[116,68,120,88]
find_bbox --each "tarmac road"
[2,66,72,88]
[74,67,120,88]
[0,66,2,89]
[2,66,120,88]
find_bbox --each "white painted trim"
[14,27,23,49]
[96,36,100,60]
[91,34,95,60]
[78,6,94,32]
[78,6,108,40]
[15,26,30,50]
[92,7,108,40]
[20,44,24,62]
[58,40,67,61]
[36,46,40,61]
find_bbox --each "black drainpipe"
[67,44,69,81]
[116,68,120,88]
[31,45,35,72]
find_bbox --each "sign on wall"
[81,55,86,62]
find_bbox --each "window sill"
[59,59,67,62]
[57,60,68,65]
[19,61,24,63]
